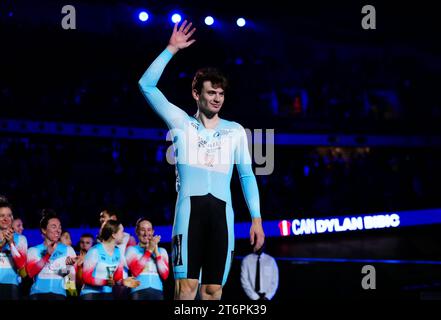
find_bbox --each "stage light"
[236,18,246,27]
[204,16,214,26]
[171,13,182,23]
[138,11,149,22]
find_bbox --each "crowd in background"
[1,137,439,228]
[1,0,439,236]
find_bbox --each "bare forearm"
[166,44,179,55]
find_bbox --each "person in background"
[240,244,279,301]
[75,233,94,292]
[12,217,24,235]
[99,209,136,255]
[0,199,27,300]
[98,208,136,299]
[60,230,72,246]
[26,209,77,300]
[126,218,169,300]
[80,220,139,300]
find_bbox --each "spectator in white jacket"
[240,245,279,300]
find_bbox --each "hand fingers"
[183,22,192,34]
[250,230,255,246]
[185,39,196,48]
[173,22,178,33]
[179,20,187,32]
[255,234,265,251]
[186,27,196,39]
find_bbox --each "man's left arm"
[266,258,279,300]
[235,124,265,251]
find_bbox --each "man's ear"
[192,89,199,101]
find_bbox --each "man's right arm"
[240,257,260,300]
[138,48,188,129]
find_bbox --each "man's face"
[80,237,93,252]
[136,221,154,246]
[99,211,111,226]
[193,81,225,116]
[0,207,13,230]
[114,225,125,245]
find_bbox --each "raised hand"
[167,20,196,54]
[151,235,161,256]
[4,228,14,244]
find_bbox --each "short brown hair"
[192,67,228,94]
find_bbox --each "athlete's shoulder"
[88,243,101,254]
[242,253,255,262]
[224,119,247,132]
[30,243,45,251]
[66,245,77,255]
[125,244,141,255]
[15,233,27,244]
[57,242,67,249]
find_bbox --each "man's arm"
[138,21,196,129]
[235,124,265,251]
[265,258,279,300]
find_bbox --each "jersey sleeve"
[240,256,260,300]
[138,48,188,130]
[10,235,27,271]
[266,257,279,300]
[155,247,169,280]
[234,124,261,218]
[113,255,124,283]
[127,236,137,249]
[26,246,50,278]
[125,246,152,278]
[82,247,107,286]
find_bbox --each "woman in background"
[26,209,77,300]
[80,220,139,300]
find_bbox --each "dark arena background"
[1,0,441,307]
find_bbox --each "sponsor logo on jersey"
[172,234,183,266]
